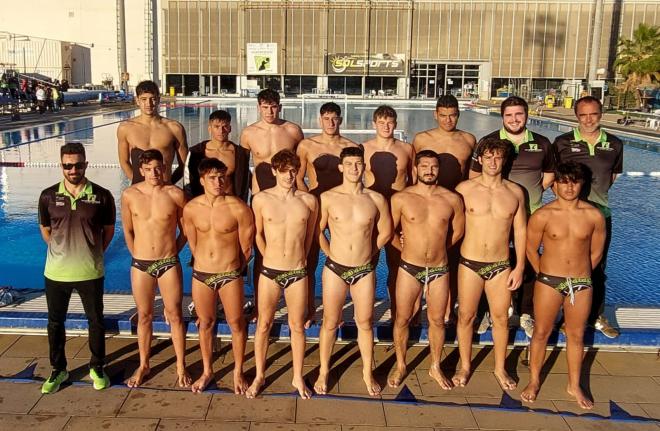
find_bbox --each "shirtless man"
[521,161,605,409]
[388,150,465,390]
[362,105,414,321]
[413,95,476,324]
[185,110,250,201]
[314,146,393,397]
[246,150,318,399]
[120,149,190,388]
[412,95,476,190]
[453,137,526,391]
[117,80,188,184]
[183,158,254,393]
[296,102,358,327]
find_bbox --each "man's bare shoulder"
[161,117,184,133]
[530,203,554,221]
[121,184,141,198]
[435,186,462,203]
[364,188,387,205]
[225,195,251,211]
[457,130,477,147]
[580,201,605,221]
[455,178,477,193]
[163,184,185,200]
[503,179,525,197]
[282,120,303,134]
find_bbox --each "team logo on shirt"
[524,143,542,152]
[568,140,582,152]
[597,142,614,151]
[82,194,100,204]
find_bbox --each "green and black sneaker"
[89,366,110,390]
[41,369,69,394]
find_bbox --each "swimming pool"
[1,100,658,306]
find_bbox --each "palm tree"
[614,23,660,109]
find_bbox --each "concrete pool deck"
[0,333,658,430]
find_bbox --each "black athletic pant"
[45,277,106,371]
[589,216,612,324]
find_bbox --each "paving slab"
[118,388,211,419]
[336,365,422,396]
[419,370,506,398]
[0,381,43,413]
[0,334,20,355]
[30,357,91,382]
[342,426,434,431]
[0,356,34,377]
[63,416,159,431]
[383,398,477,429]
[0,414,70,430]
[303,342,365,369]
[251,423,341,431]
[594,351,660,376]
[296,397,387,426]
[538,349,609,375]
[470,403,570,431]
[552,400,649,418]
[587,375,660,403]
[2,335,86,359]
[32,384,129,417]
[157,419,250,430]
[468,396,558,413]
[638,403,660,420]
[372,345,430,369]
[75,336,140,363]
[206,392,296,422]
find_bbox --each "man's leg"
[385,244,401,323]
[388,268,421,388]
[453,266,484,386]
[246,276,282,398]
[349,272,380,396]
[283,278,312,399]
[190,278,218,393]
[521,282,563,403]
[218,278,248,395]
[76,278,106,368]
[564,289,594,409]
[304,241,321,328]
[158,265,191,388]
[426,275,452,390]
[127,268,156,387]
[45,278,74,372]
[314,267,348,395]
[483,270,516,390]
[591,217,616,336]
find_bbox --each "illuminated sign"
[327,53,405,76]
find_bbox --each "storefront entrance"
[409,63,480,99]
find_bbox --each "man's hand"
[507,267,524,291]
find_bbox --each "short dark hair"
[135,80,160,97]
[477,137,510,159]
[555,161,585,183]
[209,109,231,123]
[257,88,280,105]
[138,149,163,166]
[415,149,439,165]
[574,95,602,115]
[60,142,85,159]
[500,96,528,116]
[373,105,397,122]
[340,145,364,162]
[320,102,341,116]
[198,157,227,177]
[271,149,301,171]
[436,95,459,110]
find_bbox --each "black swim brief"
[399,260,449,286]
[537,272,592,305]
[325,257,375,286]
[132,256,180,278]
[459,256,510,281]
[261,266,307,289]
[193,269,242,290]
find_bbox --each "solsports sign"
[327,53,405,76]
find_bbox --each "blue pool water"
[1,100,658,306]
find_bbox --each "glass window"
[165,74,183,95]
[220,75,236,94]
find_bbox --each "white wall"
[0,0,150,88]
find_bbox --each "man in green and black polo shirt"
[552,96,623,338]
[470,96,555,338]
[38,142,116,393]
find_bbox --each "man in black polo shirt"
[552,96,623,338]
[470,96,555,337]
[38,142,116,393]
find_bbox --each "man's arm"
[590,211,607,269]
[374,194,393,251]
[525,211,545,274]
[117,123,133,181]
[448,194,465,248]
[170,122,189,184]
[252,195,267,256]
[102,224,115,252]
[507,188,527,290]
[406,144,416,186]
[120,192,135,255]
[303,196,319,257]
[389,193,403,252]
[39,225,51,244]
[237,202,256,264]
[182,205,197,255]
[173,189,188,252]
[296,142,309,191]
[541,172,555,190]
[318,193,331,256]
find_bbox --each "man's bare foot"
[292,376,312,399]
[233,371,248,395]
[493,370,517,391]
[126,365,150,388]
[451,368,471,387]
[245,376,265,399]
[521,381,540,402]
[177,368,192,388]
[429,366,453,390]
[387,365,407,388]
[313,372,328,395]
[191,372,213,393]
[363,372,381,397]
[567,385,594,409]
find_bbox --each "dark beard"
[418,176,437,185]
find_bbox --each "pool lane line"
[1,376,658,425]
[0,100,211,150]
